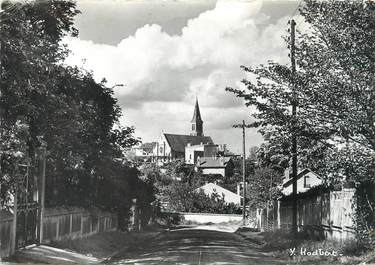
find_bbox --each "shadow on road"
[107,227,284,265]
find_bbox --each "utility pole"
[0,7,4,260]
[289,19,298,234]
[242,120,246,226]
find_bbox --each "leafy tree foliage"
[247,166,282,209]
[227,0,374,244]
[164,181,241,214]
[0,0,145,225]
[142,162,242,215]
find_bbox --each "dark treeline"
[0,0,152,230]
[227,0,375,246]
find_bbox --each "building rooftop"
[282,168,321,188]
[195,182,241,198]
[191,98,203,123]
[164,133,213,153]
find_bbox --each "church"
[153,98,214,161]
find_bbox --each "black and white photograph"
[0,0,374,264]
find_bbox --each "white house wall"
[282,171,322,195]
[153,134,172,158]
[185,145,204,164]
[202,168,225,177]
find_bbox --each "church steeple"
[190,97,203,136]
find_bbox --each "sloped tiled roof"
[197,157,232,168]
[164,134,213,153]
[195,182,241,198]
[140,142,156,153]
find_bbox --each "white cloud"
[64,0,290,151]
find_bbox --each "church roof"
[164,134,213,153]
[191,98,203,123]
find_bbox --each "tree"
[226,0,374,244]
[164,181,241,214]
[0,0,143,217]
[247,167,282,209]
[1,0,80,205]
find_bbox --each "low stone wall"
[0,207,117,259]
[180,212,242,224]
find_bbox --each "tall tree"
[0,0,142,216]
[226,0,374,244]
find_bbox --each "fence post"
[70,213,73,235]
[56,218,59,240]
[10,187,18,255]
[277,200,281,229]
[37,142,47,245]
[80,213,84,236]
[340,190,344,242]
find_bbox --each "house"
[185,143,218,164]
[196,157,234,177]
[281,168,322,195]
[195,182,242,205]
[126,142,156,162]
[153,98,214,161]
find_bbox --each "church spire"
[190,97,203,136]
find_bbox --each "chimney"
[237,183,241,196]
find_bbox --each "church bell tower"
[190,98,203,136]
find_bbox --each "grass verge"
[236,228,374,265]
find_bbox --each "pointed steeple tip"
[191,97,202,123]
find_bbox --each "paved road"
[108,228,284,265]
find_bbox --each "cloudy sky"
[65,0,300,154]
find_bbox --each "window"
[192,124,195,131]
[304,176,310,188]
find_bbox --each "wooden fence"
[257,188,356,241]
[41,207,117,243]
[0,210,13,258]
[0,207,117,258]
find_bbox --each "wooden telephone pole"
[290,19,298,234]
[242,120,246,225]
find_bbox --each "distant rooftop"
[197,157,232,168]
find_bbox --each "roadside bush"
[157,212,184,226]
[164,181,242,214]
[353,181,375,250]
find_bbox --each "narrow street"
[108,228,285,265]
